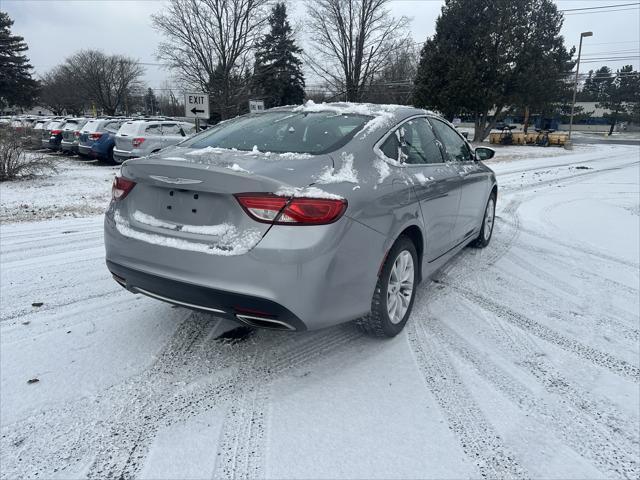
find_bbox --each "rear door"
[379,117,461,261]
[429,118,489,243]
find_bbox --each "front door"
[429,118,488,243]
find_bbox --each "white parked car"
[113,120,196,164]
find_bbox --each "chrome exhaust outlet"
[235,314,296,331]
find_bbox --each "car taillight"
[112,176,136,201]
[74,131,80,138]
[235,193,347,225]
[89,132,103,140]
[50,129,62,135]
[132,137,145,148]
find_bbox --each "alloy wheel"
[386,250,414,324]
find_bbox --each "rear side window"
[429,118,473,162]
[380,118,443,165]
[380,131,400,161]
[161,123,182,135]
[145,124,162,135]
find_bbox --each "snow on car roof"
[284,100,439,137]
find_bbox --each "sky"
[3,0,639,93]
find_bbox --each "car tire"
[355,236,418,338]
[109,148,120,165]
[471,193,496,248]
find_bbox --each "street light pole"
[568,31,593,140]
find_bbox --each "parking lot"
[1,143,638,479]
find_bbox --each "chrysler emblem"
[149,175,203,185]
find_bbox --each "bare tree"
[363,41,418,104]
[38,66,86,115]
[65,50,145,115]
[306,0,410,102]
[152,0,269,120]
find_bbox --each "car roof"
[271,102,437,119]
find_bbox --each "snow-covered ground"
[0,155,117,223]
[1,145,639,479]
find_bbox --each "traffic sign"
[185,93,210,119]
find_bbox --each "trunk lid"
[116,148,334,252]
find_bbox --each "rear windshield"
[47,121,63,130]
[61,119,81,130]
[82,119,102,132]
[118,122,142,136]
[181,111,372,154]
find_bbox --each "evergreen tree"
[0,12,38,109]
[144,87,157,115]
[581,67,614,102]
[598,65,640,135]
[414,0,572,141]
[252,3,305,108]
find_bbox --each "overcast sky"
[3,0,639,92]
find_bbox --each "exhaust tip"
[235,314,296,331]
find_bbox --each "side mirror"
[475,147,495,161]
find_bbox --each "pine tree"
[0,12,38,109]
[414,0,571,142]
[598,65,640,135]
[582,67,614,102]
[252,3,305,108]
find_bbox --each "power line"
[564,6,640,15]
[560,2,639,12]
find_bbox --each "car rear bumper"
[113,148,136,161]
[78,144,92,155]
[104,209,385,330]
[61,140,78,152]
[107,260,307,331]
[43,138,60,150]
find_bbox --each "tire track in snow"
[212,384,269,480]
[0,311,215,480]
[493,262,639,343]
[407,319,527,479]
[87,325,361,480]
[427,312,639,478]
[501,217,639,270]
[445,283,640,382]
[507,241,638,298]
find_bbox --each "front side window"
[429,118,473,162]
[181,111,372,155]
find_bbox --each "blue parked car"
[79,118,128,158]
[90,129,118,163]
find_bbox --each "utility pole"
[568,31,593,141]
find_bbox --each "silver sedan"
[104,103,497,337]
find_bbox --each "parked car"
[29,118,51,148]
[60,118,90,154]
[41,118,67,150]
[105,104,497,337]
[113,120,196,164]
[78,118,128,158]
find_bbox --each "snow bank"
[316,152,358,184]
[117,211,261,256]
